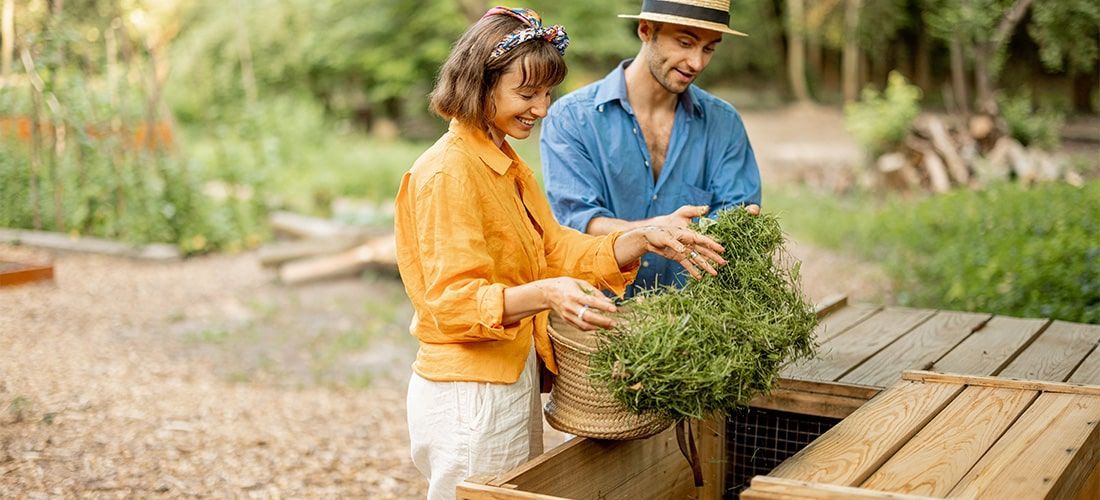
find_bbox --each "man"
[541,0,761,295]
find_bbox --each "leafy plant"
[844,71,922,157]
[999,91,1065,150]
[589,208,818,420]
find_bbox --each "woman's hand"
[616,226,727,280]
[534,277,618,331]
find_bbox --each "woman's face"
[488,59,553,144]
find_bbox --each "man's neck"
[623,55,678,116]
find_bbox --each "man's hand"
[657,205,710,228]
[745,204,760,216]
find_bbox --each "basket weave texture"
[544,314,673,440]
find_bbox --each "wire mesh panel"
[724,407,841,497]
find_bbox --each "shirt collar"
[449,119,516,176]
[593,58,704,118]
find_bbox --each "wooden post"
[1,0,13,80]
[842,0,862,103]
[786,0,811,102]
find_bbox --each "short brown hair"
[430,15,567,129]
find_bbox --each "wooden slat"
[859,386,1038,496]
[1068,325,1100,385]
[902,370,1100,396]
[814,303,883,345]
[777,378,882,400]
[500,424,683,498]
[749,387,872,419]
[949,392,1100,499]
[814,294,849,319]
[768,381,964,486]
[697,415,726,499]
[999,321,1100,382]
[780,303,881,380]
[599,447,695,500]
[743,476,939,499]
[841,312,991,388]
[785,308,936,382]
[457,481,567,499]
[931,316,1049,376]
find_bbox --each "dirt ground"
[1,106,892,497]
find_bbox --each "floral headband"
[482,6,569,60]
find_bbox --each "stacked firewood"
[260,207,397,285]
[874,114,1081,193]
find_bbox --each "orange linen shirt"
[394,120,639,384]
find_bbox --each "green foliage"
[999,91,1064,150]
[769,182,1100,325]
[844,71,922,156]
[1028,1,1100,74]
[589,209,818,420]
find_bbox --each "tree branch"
[991,0,1035,49]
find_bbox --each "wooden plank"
[949,392,1100,499]
[0,261,53,287]
[1075,465,1100,500]
[768,381,964,486]
[269,211,368,239]
[1000,321,1100,382]
[814,295,849,319]
[0,228,180,260]
[841,311,991,388]
[777,378,883,401]
[931,316,1050,376]
[743,476,938,499]
[859,386,1038,496]
[813,303,883,345]
[599,446,695,500]
[499,424,683,498]
[456,481,567,500]
[785,308,936,382]
[1069,325,1100,385]
[278,235,397,285]
[1069,327,1100,384]
[749,387,871,420]
[697,415,726,499]
[256,235,364,267]
[902,370,1100,396]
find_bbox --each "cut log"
[0,228,180,260]
[278,234,397,285]
[919,116,971,185]
[1001,138,1035,183]
[968,114,996,140]
[269,211,369,240]
[876,152,921,190]
[905,137,952,193]
[257,235,365,268]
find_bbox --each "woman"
[394,7,726,498]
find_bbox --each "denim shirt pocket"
[679,184,714,207]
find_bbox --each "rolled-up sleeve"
[410,170,514,343]
[540,102,615,233]
[709,110,762,211]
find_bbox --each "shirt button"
[642,260,649,268]
[597,105,604,112]
[644,160,650,167]
[632,128,637,134]
[651,195,658,201]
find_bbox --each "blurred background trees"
[1,0,1097,321]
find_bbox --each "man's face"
[643,22,723,94]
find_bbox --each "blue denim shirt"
[540,59,762,294]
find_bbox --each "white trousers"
[407,347,543,500]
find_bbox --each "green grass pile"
[589,208,818,420]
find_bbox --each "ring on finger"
[578,304,590,322]
[689,250,700,260]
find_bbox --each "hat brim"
[619,13,748,37]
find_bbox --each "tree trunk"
[786,0,811,102]
[914,23,931,91]
[1,0,12,79]
[973,0,1035,115]
[842,0,862,103]
[949,36,969,116]
[455,0,486,23]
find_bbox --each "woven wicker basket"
[544,313,673,440]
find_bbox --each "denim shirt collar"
[592,58,704,118]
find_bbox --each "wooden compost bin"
[743,370,1100,499]
[458,298,1100,499]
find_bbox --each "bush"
[844,71,922,157]
[768,182,1100,324]
[1000,91,1065,150]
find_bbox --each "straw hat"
[619,0,747,37]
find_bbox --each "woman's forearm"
[501,281,549,325]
